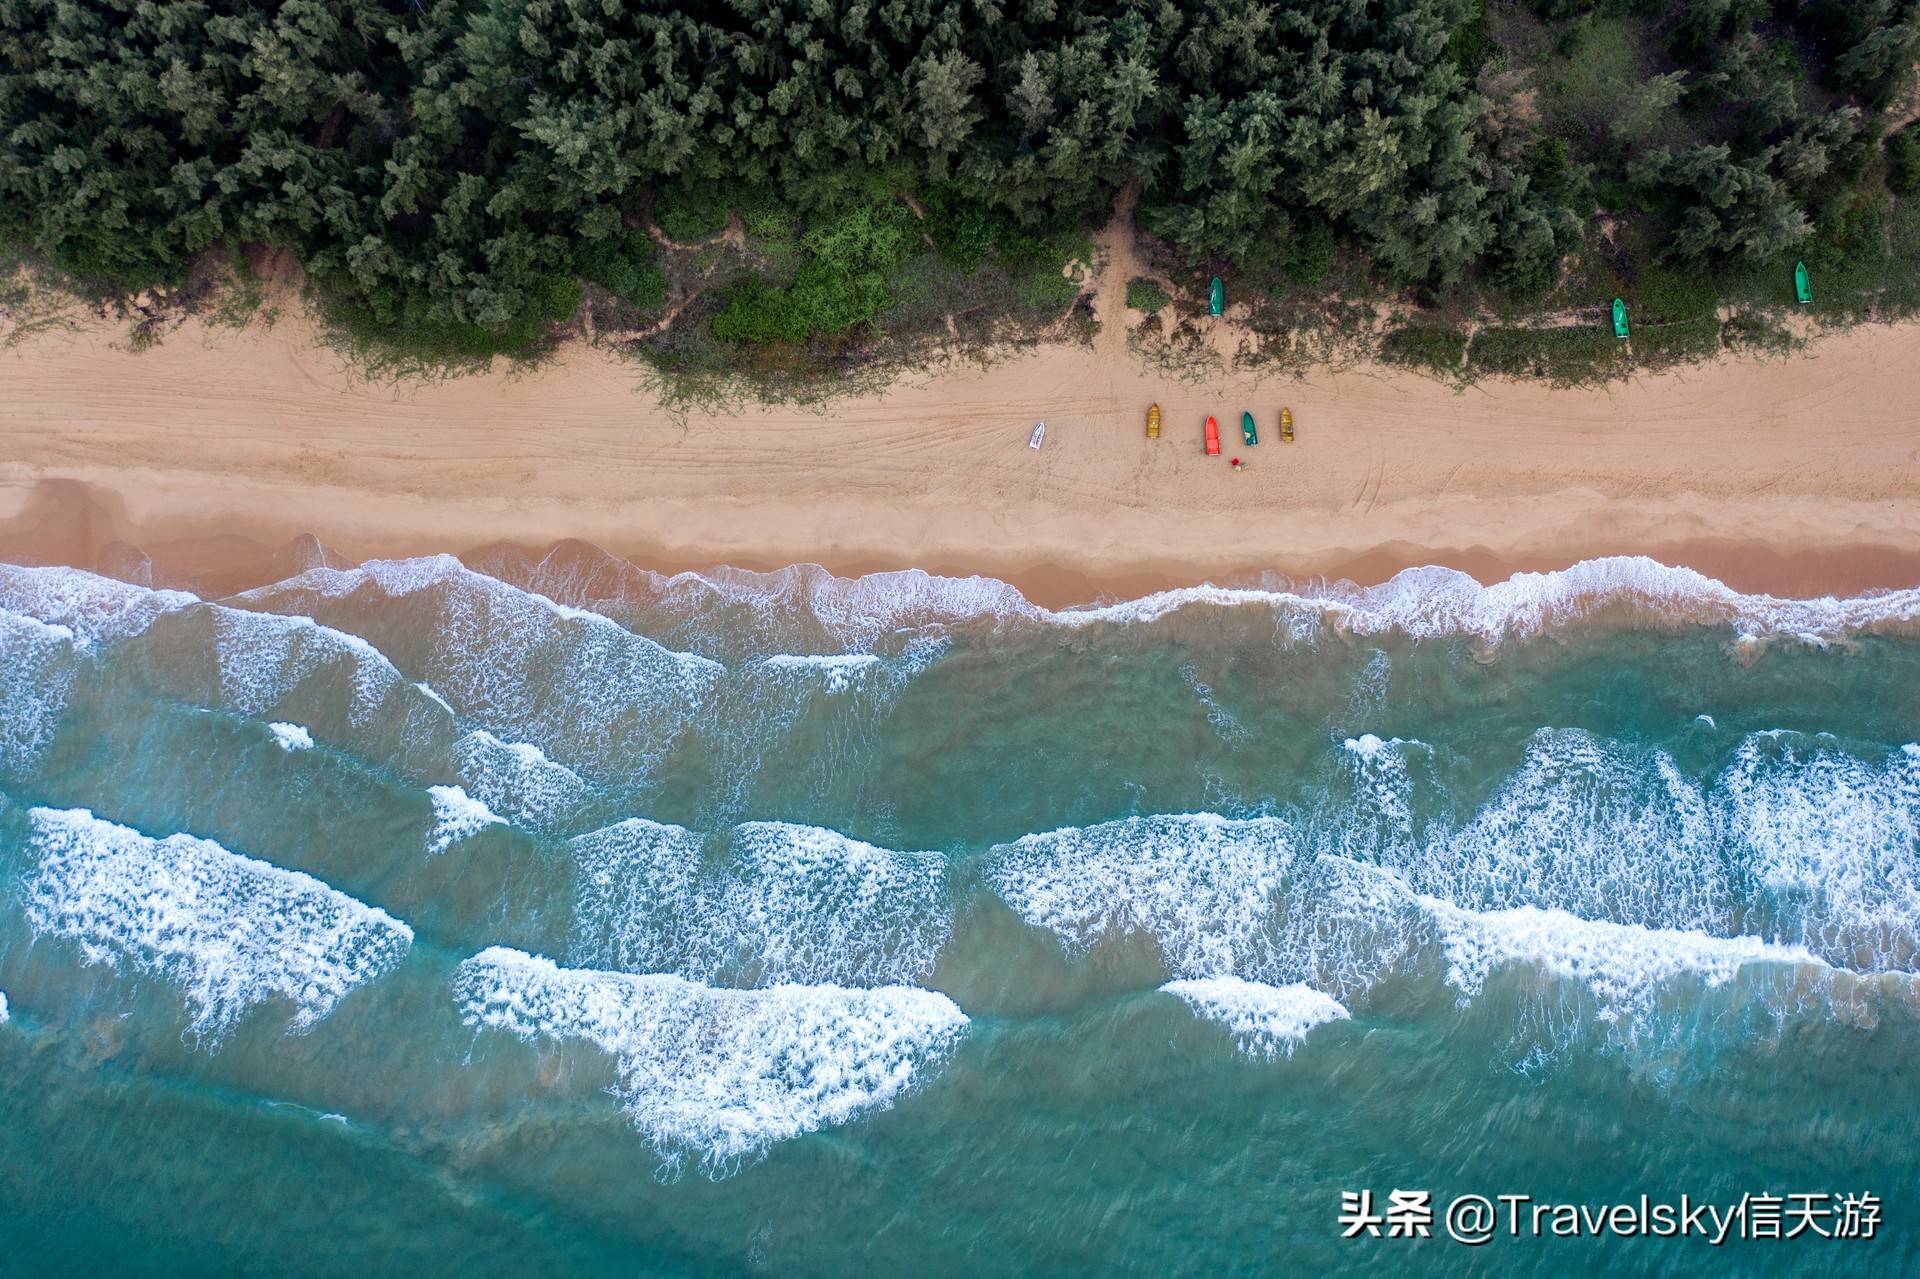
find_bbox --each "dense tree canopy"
[2,0,1914,355]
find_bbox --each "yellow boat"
[1147,403,1161,439]
[1280,407,1295,443]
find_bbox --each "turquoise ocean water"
[0,546,1916,1275]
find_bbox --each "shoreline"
[5,309,1920,606]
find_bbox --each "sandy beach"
[4,305,1920,604]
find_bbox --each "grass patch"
[1719,310,1798,356]
[1469,321,1625,383]
[1628,317,1721,369]
[1629,262,1718,323]
[1378,323,1469,376]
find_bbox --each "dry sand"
[4,302,1920,605]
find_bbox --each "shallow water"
[0,553,1916,1274]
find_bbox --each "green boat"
[1795,260,1812,304]
[1241,411,1258,446]
[1209,277,1224,316]
[1612,297,1629,339]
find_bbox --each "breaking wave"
[448,730,593,831]
[0,566,465,772]
[0,609,82,777]
[566,819,950,986]
[267,722,315,752]
[1327,730,1733,934]
[19,807,413,1037]
[1332,729,1920,972]
[990,802,1909,1065]
[453,946,969,1174]
[1160,977,1350,1059]
[0,563,195,646]
[1721,734,1920,971]
[230,555,722,788]
[425,785,506,855]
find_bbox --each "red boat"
[1204,415,1221,456]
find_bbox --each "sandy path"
[3,305,1920,601]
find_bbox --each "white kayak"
[1029,421,1046,449]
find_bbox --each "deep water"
[0,553,1916,1276]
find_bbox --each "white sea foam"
[20,807,412,1036]
[1332,730,1732,934]
[426,785,506,854]
[751,653,885,697]
[661,554,1918,650]
[1180,662,1249,744]
[1421,898,1821,1019]
[991,817,1431,999]
[453,946,969,1173]
[1045,557,1920,647]
[0,564,195,646]
[719,823,950,986]
[451,730,592,830]
[1720,734,1920,970]
[494,551,1031,655]
[986,800,1886,1056]
[0,991,9,1024]
[566,819,950,985]
[235,557,722,785]
[1,568,462,750]
[568,819,709,973]
[213,609,402,725]
[1161,977,1349,1058]
[267,722,314,752]
[989,814,1296,978]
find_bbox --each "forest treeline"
[2,0,1918,365]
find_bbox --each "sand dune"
[4,306,1920,602]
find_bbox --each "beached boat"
[1281,407,1294,442]
[1204,415,1221,456]
[1612,298,1629,339]
[1029,422,1046,450]
[1209,277,1224,316]
[1147,403,1161,439]
[1241,411,1258,446]
[1795,261,1812,304]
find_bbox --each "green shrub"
[1126,278,1171,314]
[1447,0,1494,75]
[528,274,583,325]
[1018,264,1079,310]
[1889,124,1920,197]
[712,198,919,343]
[653,184,734,243]
[1282,219,1337,287]
[577,231,669,311]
